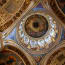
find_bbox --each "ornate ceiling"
[0,0,65,65]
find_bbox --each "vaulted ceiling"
[0,0,65,65]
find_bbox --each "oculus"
[25,14,48,38]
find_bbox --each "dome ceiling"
[16,11,62,54]
[0,0,65,65]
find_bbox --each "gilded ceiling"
[0,0,65,65]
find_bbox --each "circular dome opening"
[33,22,39,28]
[25,14,48,38]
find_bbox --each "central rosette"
[25,14,48,38]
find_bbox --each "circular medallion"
[25,14,48,38]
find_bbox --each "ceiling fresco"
[0,0,65,65]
